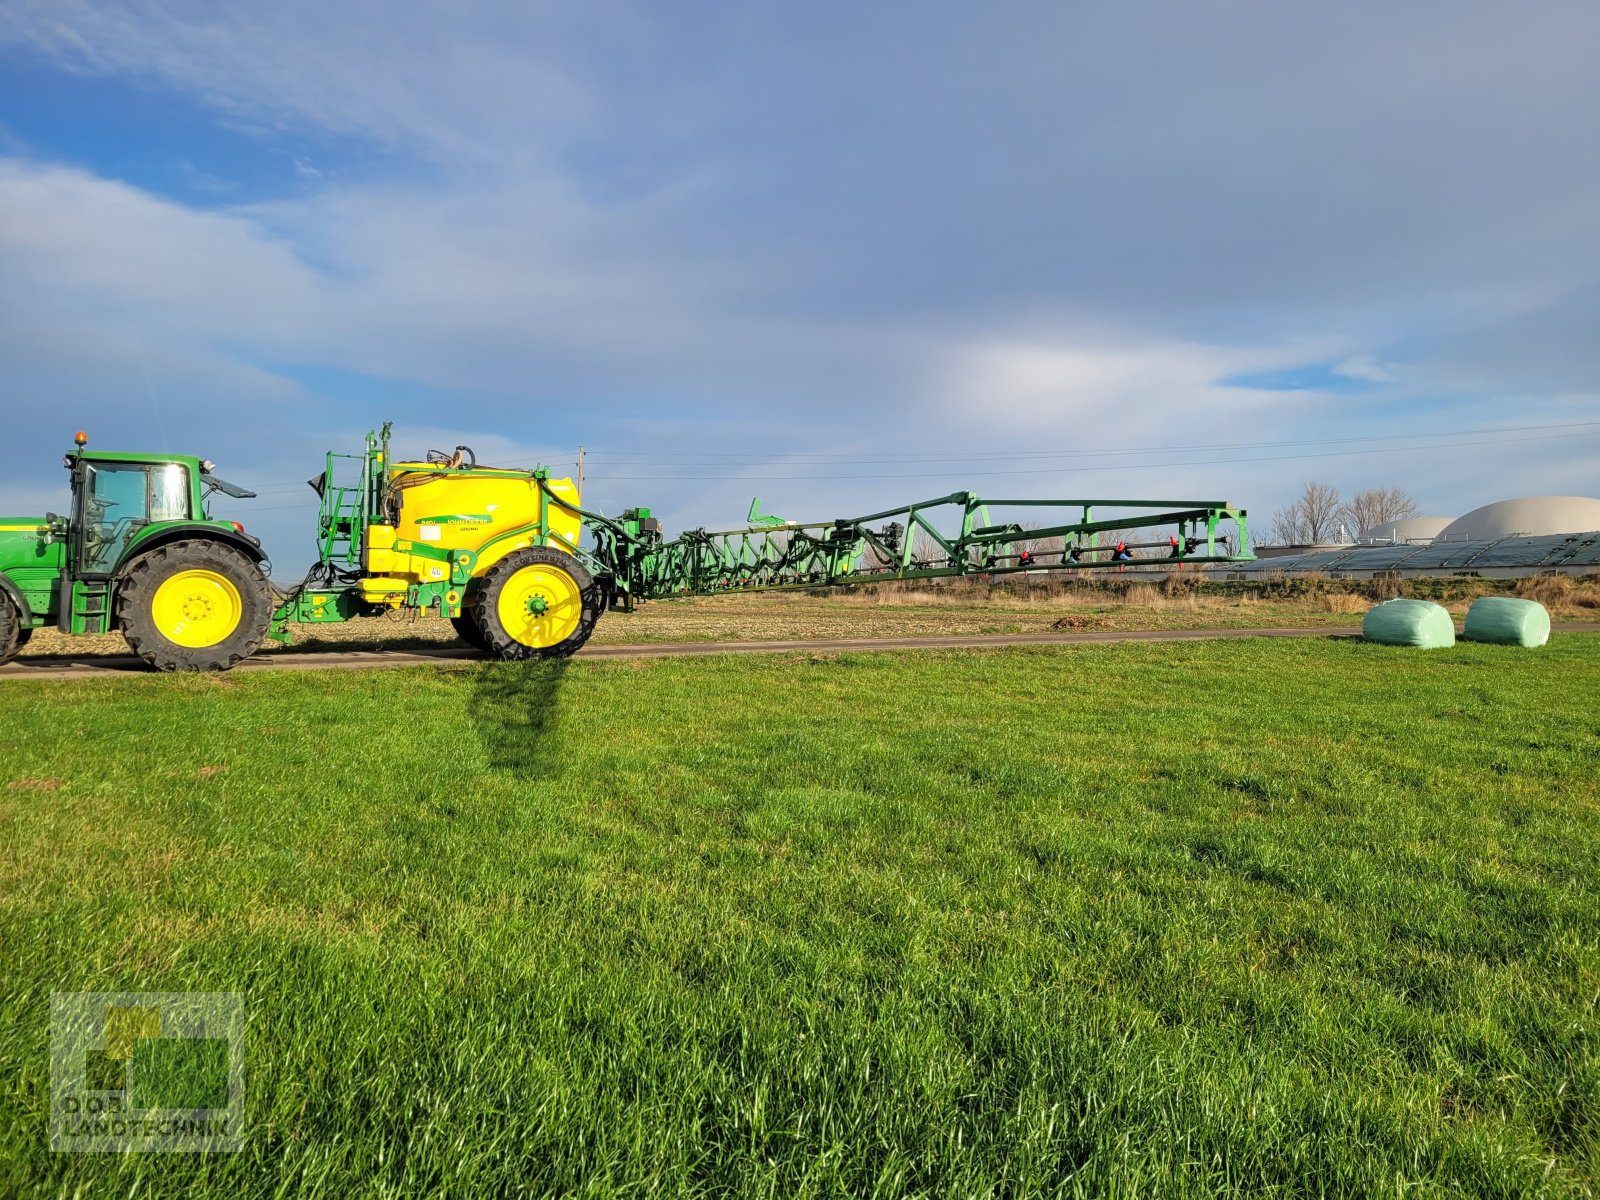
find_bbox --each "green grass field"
[2,636,1598,1197]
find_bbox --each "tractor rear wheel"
[0,596,22,665]
[117,539,274,671]
[472,546,600,660]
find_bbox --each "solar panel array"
[1236,531,1600,574]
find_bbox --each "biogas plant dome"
[1436,496,1600,541]
[1356,515,1454,544]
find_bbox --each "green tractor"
[0,433,275,671]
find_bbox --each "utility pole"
[577,446,585,498]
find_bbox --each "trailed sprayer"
[0,425,1251,670]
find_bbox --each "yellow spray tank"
[360,459,582,606]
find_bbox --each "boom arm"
[541,484,1251,606]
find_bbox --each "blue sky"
[1,1,1596,570]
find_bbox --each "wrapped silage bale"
[1462,596,1551,647]
[1362,598,1456,648]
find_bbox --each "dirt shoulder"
[23,574,1592,661]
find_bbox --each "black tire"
[451,612,490,652]
[0,596,22,665]
[472,546,601,660]
[116,539,274,671]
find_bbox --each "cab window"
[149,463,190,520]
[80,462,191,572]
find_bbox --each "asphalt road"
[0,625,1372,681]
[4,624,1597,681]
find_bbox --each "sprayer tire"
[472,546,600,660]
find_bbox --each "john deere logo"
[417,514,492,525]
[50,992,243,1152]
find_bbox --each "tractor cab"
[61,438,255,579]
[69,455,197,575]
[0,432,276,670]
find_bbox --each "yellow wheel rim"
[496,563,583,648]
[150,569,243,648]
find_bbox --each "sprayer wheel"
[472,547,600,660]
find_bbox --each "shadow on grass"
[468,659,570,777]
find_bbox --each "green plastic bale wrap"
[1362,598,1456,648]
[1462,596,1551,647]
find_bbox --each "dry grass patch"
[1517,572,1600,615]
[13,576,1469,666]
[1114,581,1199,612]
[1320,593,1370,615]
[1050,614,1112,630]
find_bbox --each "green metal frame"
[574,492,1251,601]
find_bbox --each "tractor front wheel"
[0,595,23,665]
[117,540,274,671]
[472,547,600,660]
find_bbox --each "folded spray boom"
[568,489,1250,609]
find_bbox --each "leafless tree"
[1013,520,1062,561]
[1268,506,1301,545]
[858,531,897,571]
[1339,486,1418,536]
[911,528,949,567]
[1269,481,1345,544]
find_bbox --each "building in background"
[1354,516,1455,545]
[1230,495,1600,579]
[1436,496,1600,541]
[1253,540,1354,560]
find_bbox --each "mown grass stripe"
[0,637,1596,1197]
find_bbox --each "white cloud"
[936,331,1337,443]
[4,153,1593,544]
[0,0,604,161]
[0,160,320,339]
[1331,355,1394,383]
[0,158,767,400]
[2,0,1598,559]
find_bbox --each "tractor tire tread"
[0,595,21,665]
[117,539,273,672]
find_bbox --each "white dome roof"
[1356,515,1454,544]
[1437,496,1600,541]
